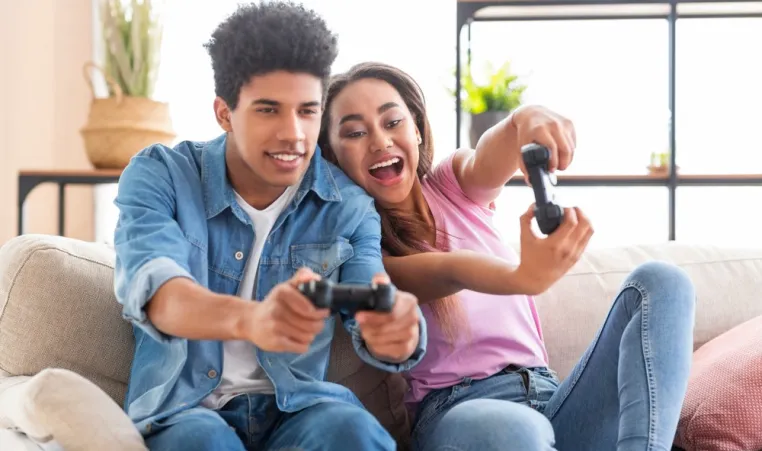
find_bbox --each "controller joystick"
[297,279,395,314]
[521,143,564,235]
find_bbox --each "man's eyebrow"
[252,98,279,106]
[338,102,401,125]
[250,99,321,107]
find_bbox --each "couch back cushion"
[535,242,762,380]
[0,235,410,447]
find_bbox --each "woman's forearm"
[383,253,462,304]
[383,250,531,304]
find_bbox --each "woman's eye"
[346,131,366,139]
[387,119,402,128]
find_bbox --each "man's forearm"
[146,277,251,341]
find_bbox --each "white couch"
[1,234,761,450]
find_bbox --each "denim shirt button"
[234,251,244,261]
[207,369,218,379]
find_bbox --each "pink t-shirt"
[403,152,549,405]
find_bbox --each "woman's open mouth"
[368,157,404,185]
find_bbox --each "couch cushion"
[535,242,762,380]
[0,369,147,450]
[673,314,762,451]
[0,234,132,404]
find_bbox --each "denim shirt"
[112,134,428,433]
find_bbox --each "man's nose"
[277,112,306,143]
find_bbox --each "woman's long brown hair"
[318,62,464,343]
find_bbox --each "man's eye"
[257,107,276,114]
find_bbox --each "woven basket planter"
[80,62,175,169]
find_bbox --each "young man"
[112,3,427,450]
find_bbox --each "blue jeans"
[412,261,696,451]
[144,394,396,450]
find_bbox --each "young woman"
[318,62,696,451]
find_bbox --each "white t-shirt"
[202,182,300,410]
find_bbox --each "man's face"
[216,71,323,191]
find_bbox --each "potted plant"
[460,61,526,147]
[648,151,678,175]
[80,0,175,169]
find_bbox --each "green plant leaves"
[459,61,526,115]
[101,0,163,98]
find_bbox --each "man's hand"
[355,274,421,363]
[237,267,330,354]
[514,204,594,296]
[512,105,577,180]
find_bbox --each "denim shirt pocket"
[290,238,354,282]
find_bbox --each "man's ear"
[214,97,233,133]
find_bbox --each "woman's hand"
[512,105,577,178]
[514,204,594,296]
[453,104,576,206]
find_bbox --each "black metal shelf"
[455,0,762,240]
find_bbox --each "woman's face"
[326,78,420,207]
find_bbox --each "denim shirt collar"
[201,133,341,219]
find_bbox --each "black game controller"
[297,279,395,314]
[521,143,564,235]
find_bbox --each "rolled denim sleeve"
[113,147,197,343]
[339,201,427,373]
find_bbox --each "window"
[466,19,669,176]
[675,18,762,175]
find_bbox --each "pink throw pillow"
[674,315,762,451]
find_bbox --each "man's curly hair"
[204,1,339,110]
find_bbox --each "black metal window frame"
[455,0,762,240]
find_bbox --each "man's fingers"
[356,294,416,327]
[359,311,419,337]
[276,284,330,320]
[372,273,391,285]
[273,318,322,345]
[287,267,321,288]
[274,305,326,336]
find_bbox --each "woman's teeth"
[369,157,400,170]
